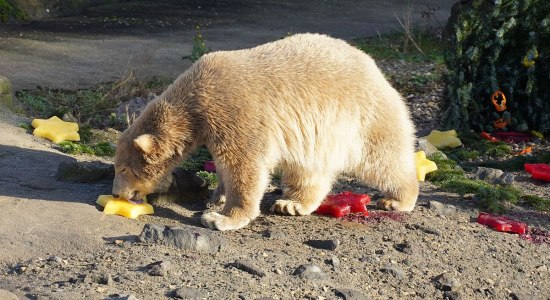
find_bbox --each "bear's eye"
[117,167,127,174]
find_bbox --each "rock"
[444,291,462,300]
[108,294,139,300]
[417,137,447,158]
[536,265,548,273]
[380,264,405,280]
[56,161,114,183]
[433,273,462,292]
[147,261,171,276]
[0,76,14,111]
[428,201,457,215]
[47,255,64,265]
[0,289,19,300]
[328,255,340,268]
[293,264,328,280]
[510,292,546,300]
[138,224,226,253]
[99,273,114,285]
[174,287,203,299]
[334,288,368,300]
[150,168,209,203]
[393,241,413,254]
[495,172,515,185]
[262,228,286,239]
[305,239,340,251]
[475,167,504,181]
[228,259,266,277]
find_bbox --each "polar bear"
[112,33,419,231]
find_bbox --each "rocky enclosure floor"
[1,59,550,300]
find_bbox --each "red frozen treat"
[316,191,371,218]
[204,161,216,173]
[481,131,499,142]
[524,163,550,182]
[477,212,527,235]
[493,132,531,143]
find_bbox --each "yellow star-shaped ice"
[415,151,438,181]
[31,116,80,144]
[424,129,462,149]
[96,195,154,219]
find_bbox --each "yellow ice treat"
[31,116,80,144]
[96,195,154,219]
[425,129,462,149]
[415,151,438,181]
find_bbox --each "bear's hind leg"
[201,165,269,231]
[358,164,419,212]
[271,168,334,216]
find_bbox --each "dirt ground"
[2,1,550,300]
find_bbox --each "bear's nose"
[113,194,120,198]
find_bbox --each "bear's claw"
[377,198,414,212]
[200,211,250,231]
[270,200,311,216]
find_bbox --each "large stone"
[174,287,203,299]
[334,288,368,300]
[475,167,504,181]
[151,168,209,203]
[56,161,114,183]
[417,137,447,159]
[229,259,267,277]
[292,264,328,280]
[433,273,462,292]
[138,223,226,253]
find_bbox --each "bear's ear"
[133,134,155,154]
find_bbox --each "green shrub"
[444,0,550,133]
[0,0,25,23]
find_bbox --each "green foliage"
[18,123,32,132]
[196,171,218,187]
[480,152,550,171]
[58,141,115,156]
[184,26,210,62]
[16,87,116,128]
[444,0,550,133]
[354,31,445,63]
[0,0,25,23]
[427,153,524,213]
[180,146,212,172]
[521,195,550,212]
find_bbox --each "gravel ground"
[2,54,550,300]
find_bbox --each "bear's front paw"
[377,198,414,212]
[200,211,250,231]
[270,200,311,216]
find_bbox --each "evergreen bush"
[444,0,550,133]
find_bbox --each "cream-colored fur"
[113,33,419,231]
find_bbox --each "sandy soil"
[2,1,550,300]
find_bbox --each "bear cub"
[112,33,419,231]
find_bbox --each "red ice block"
[493,132,532,143]
[477,212,527,235]
[524,163,550,182]
[204,161,216,173]
[315,191,371,218]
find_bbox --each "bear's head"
[112,100,195,202]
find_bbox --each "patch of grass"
[180,147,213,172]
[58,141,115,156]
[427,153,525,213]
[353,31,446,63]
[480,152,550,172]
[521,195,550,212]
[196,171,218,187]
[18,122,32,132]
